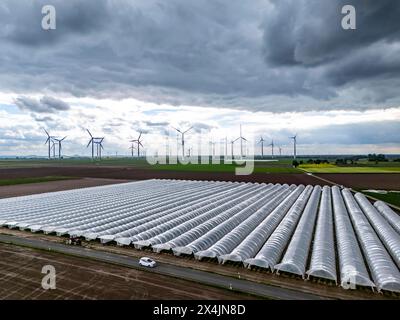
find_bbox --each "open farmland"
[0,242,253,300]
[300,164,400,173]
[1,179,399,294]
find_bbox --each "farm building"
[0,179,399,293]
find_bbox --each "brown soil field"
[0,178,130,199]
[0,242,255,300]
[0,166,329,185]
[1,166,399,190]
[315,173,400,190]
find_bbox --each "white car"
[139,257,157,268]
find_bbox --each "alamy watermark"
[145,130,255,175]
[41,4,356,31]
[41,5,56,30]
[41,264,56,290]
[341,5,356,30]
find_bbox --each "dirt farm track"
[0,166,399,190]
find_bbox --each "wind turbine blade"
[61,136,67,141]
[242,137,248,142]
[183,126,193,134]
[45,137,50,144]
[100,144,104,150]
[171,126,181,133]
[86,139,92,148]
[44,128,49,136]
[139,142,143,147]
[138,132,142,140]
[86,129,93,138]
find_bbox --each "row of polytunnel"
[0,179,399,293]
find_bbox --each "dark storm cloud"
[0,1,399,111]
[262,0,400,93]
[14,96,70,113]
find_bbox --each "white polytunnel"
[274,185,322,277]
[194,185,295,260]
[1,179,400,293]
[373,201,400,235]
[354,193,400,269]
[331,186,375,290]
[130,182,268,249]
[133,183,277,249]
[342,189,400,293]
[306,186,337,283]
[172,183,280,256]
[244,185,314,270]
[218,185,305,264]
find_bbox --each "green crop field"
[362,191,400,208]
[152,163,301,173]
[0,176,75,186]
[299,163,400,173]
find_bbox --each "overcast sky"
[0,0,399,156]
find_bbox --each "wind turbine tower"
[129,142,136,157]
[290,134,297,160]
[235,125,247,158]
[44,129,54,159]
[258,136,265,158]
[269,139,275,159]
[209,141,216,157]
[230,139,235,158]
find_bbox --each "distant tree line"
[367,153,388,162]
[306,159,330,164]
[335,158,356,165]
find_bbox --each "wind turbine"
[279,146,282,157]
[96,137,104,160]
[86,129,104,160]
[130,132,144,157]
[230,139,235,158]
[290,134,297,160]
[235,125,247,158]
[51,140,56,159]
[209,141,216,157]
[86,129,95,159]
[257,136,265,158]
[44,129,54,159]
[129,142,136,157]
[269,139,275,159]
[172,126,193,159]
[52,136,67,159]
[224,136,228,158]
